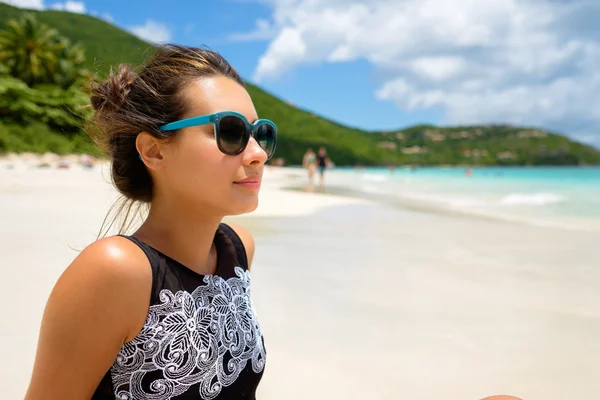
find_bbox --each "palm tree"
[0,13,64,86]
[54,38,88,88]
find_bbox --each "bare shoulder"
[226,223,256,269]
[74,235,150,276]
[25,236,152,399]
[62,236,152,305]
[58,235,153,338]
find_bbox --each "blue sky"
[85,0,442,132]
[3,0,599,146]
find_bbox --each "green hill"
[0,3,153,75]
[1,2,599,166]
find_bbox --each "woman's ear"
[136,132,164,170]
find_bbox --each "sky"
[2,0,599,146]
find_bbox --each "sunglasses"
[159,111,277,160]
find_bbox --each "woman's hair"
[87,44,244,237]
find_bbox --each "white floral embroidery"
[110,267,266,400]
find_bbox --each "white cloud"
[0,0,45,9]
[99,12,113,22]
[246,0,600,141]
[229,18,277,42]
[410,56,467,81]
[254,27,307,79]
[100,12,113,22]
[49,1,85,13]
[89,10,114,22]
[128,19,172,44]
[2,0,86,13]
[2,1,116,25]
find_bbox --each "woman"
[301,148,316,190]
[25,44,276,400]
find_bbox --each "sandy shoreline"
[1,162,599,399]
[242,200,600,400]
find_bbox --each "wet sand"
[1,163,599,399]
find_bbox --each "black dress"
[92,223,266,399]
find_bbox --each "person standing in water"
[302,148,317,191]
[25,44,276,400]
[316,146,331,188]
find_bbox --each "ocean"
[321,166,600,231]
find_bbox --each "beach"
[1,158,599,400]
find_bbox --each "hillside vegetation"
[1,2,599,166]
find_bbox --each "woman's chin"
[228,198,260,216]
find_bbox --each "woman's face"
[156,75,268,217]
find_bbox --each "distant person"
[57,159,71,169]
[302,148,317,190]
[25,44,274,400]
[81,154,95,169]
[316,146,331,188]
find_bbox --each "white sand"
[1,161,599,399]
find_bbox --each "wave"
[324,168,599,231]
[360,174,389,182]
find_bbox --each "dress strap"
[118,235,160,298]
[219,223,249,270]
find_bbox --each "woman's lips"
[234,177,261,190]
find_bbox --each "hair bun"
[90,64,137,112]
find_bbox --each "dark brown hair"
[87,44,244,236]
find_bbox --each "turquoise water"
[326,166,600,230]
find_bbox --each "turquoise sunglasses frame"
[159,111,277,160]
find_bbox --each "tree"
[54,38,88,88]
[0,13,63,86]
[0,13,88,88]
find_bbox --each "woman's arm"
[24,237,152,400]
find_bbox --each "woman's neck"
[134,196,223,275]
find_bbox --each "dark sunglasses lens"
[218,116,247,154]
[255,123,276,159]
